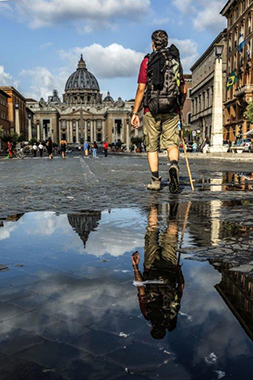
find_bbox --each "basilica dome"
[65,55,100,92]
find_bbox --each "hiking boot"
[147,176,162,191]
[168,163,180,194]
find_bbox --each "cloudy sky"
[0,0,227,101]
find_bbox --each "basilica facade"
[26,55,134,146]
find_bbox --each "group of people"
[83,141,109,158]
[32,137,67,159]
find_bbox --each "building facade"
[0,86,27,139]
[221,0,253,141]
[190,30,227,142]
[181,74,192,132]
[0,89,10,151]
[27,56,134,147]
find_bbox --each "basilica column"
[90,120,94,143]
[102,120,106,141]
[70,121,73,143]
[93,120,97,142]
[84,120,88,142]
[37,122,40,141]
[28,115,32,141]
[76,120,80,143]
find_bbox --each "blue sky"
[0,0,227,101]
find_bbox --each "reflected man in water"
[132,204,184,339]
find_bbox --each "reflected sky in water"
[0,205,253,380]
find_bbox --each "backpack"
[144,44,183,116]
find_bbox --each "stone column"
[42,122,46,141]
[90,120,94,143]
[76,121,80,143]
[126,119,130,151]
[84,120,88,142]
[210,56,226,152]
[70,121,73,143]
[93,120,97,142]
[15,106,20,135]
[28,117,32,141]
[102,120,106,141]
[37,122,40,141]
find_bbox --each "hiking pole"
[179,112,195,192]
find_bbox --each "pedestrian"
[60,137,67,159]
[84,141,89,157]
[131,30,186,193]
[32,143,37,157]
[38,142,44,157]
[104,141,108,157]
[78,145,81,155]
[46,137,53,159]
[202,137,210,154]
[192,142,197,153]
[92,141,98,158]
[7,140,13,158]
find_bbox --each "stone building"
[190,30,227,142]
[27,55,134,147]
[181,74,192,131]
[221,0,253,141]
[0,86,27,139]
[0,89,10,151]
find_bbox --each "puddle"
[0,203,253,379]
[195,171,253,192]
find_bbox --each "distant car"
[231,139,253,153]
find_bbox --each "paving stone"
[61,356,124,380]
[3,311,59,333]
[107,343,168,370]
[0,286,32,302]
[0,302,27,322]
[70,329,132,355]
[16,341,81,370]
[0,327,44,355]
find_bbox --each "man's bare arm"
[131,83,146,129]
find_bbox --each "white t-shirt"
[33,144,37,150]
[39,144,43,150]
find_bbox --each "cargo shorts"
[144,112,180,152]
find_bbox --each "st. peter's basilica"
[26,55,134,146]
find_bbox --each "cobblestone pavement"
[0,153,253,218]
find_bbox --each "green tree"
[244,102,253,124]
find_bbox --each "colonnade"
[60,119,106,144]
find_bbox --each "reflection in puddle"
[196,171,253,192]
[212,261,253,342]
[0,203,253,379]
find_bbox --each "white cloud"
[39,42,53,50]
[193,1,226,32]
[174,0,227,33]
[0,65,13,85]
[60,43,144,79]
[9,0,150,31]
[19,66,62,100]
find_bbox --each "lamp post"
[210,44,226,152]
[126,117,130,152]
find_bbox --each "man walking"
[104,141,108,157]
[131,30,186,193]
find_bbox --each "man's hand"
[132,251,140,266]
[131,114,140,129]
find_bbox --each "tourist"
[46,137,53,159]
[60,137,67,159]
[32,143,37,157]
[92,141,98,158]
[38,142,44,157]
[78,145,81,155]
[7,141,13,158]
[131,30,186,193]
[131,204,184,339]
[104,141,108,157]
[84,141,89,157]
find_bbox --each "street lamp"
[215,45,223,60]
